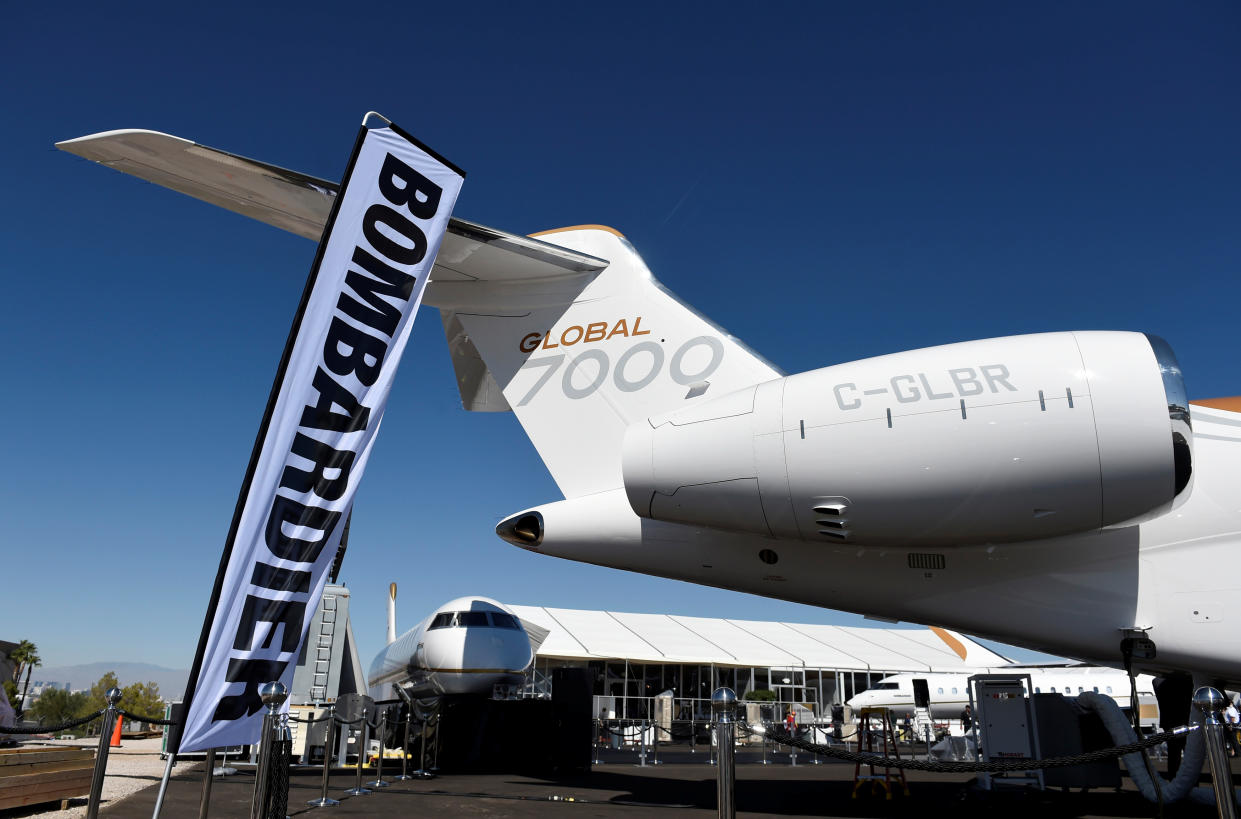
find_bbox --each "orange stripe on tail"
[930,627,969,661]
[1191,397,1241,413]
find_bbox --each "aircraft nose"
[496,511,543,548]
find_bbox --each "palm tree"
[11,640,40,714]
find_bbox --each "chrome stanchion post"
[396,707,413,781]
[712,688,737,819]
[344,719,371,796]
[592,719,601,765]
[86,687,122,819]
[198,748,216,819]
[413,716,430,778]
[367,709,389,788]
[1194,687,1239,819]
[307,705,339,808]
[430,711,440,773]
[638,720,648,767]
[250,681,287,819]
[760,724,770,765]
[652,719,662,765]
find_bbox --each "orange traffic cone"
[110,715,123,747]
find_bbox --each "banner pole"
[196,748,216,819]
[150,752,176,819]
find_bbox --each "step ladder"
[851,707,910,799]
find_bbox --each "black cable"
[287,712,333,724]
[750,725,1193,772]
[115,708,178,726]
[1,709,107,734]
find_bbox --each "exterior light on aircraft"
[1121,635,1158,662]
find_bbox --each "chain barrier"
[751,724,1196,773]
[2,708,107,734]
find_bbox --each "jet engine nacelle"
[622,332,1192,547]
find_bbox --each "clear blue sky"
[3,2,1238,674]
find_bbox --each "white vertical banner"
[177,119,464,753]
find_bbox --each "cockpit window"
[429,610,519,629]
[872,682,900,690]
[490,612,521,630]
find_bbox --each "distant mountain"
[31,662,188,699]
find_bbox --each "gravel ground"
[5,736,179,818]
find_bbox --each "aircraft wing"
[57,129,610,413]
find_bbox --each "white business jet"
[847,668,1157,721]
[58,130,1241,690]
[367,586,536,701]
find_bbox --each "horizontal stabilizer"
[55,129,607,288]
[57,129,610,413]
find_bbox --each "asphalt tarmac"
[92,747,1233,818]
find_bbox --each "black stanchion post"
[250,681,287,819]
[307,704,339,808]
[1193,687,1239,819]
[367,709,389,789]
[86,687,121,819]
[712,688,736,819]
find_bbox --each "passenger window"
[951,687,958,694]
[1050,687,1056,693]
[1106,686,1113,694]
[937,688,943,694]
[1093,687,1099,693]
[1035,687,1041,693]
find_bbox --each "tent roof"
[507,606,1011,673]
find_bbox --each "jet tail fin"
[442,226,781,498]
[931,627,1013,666]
